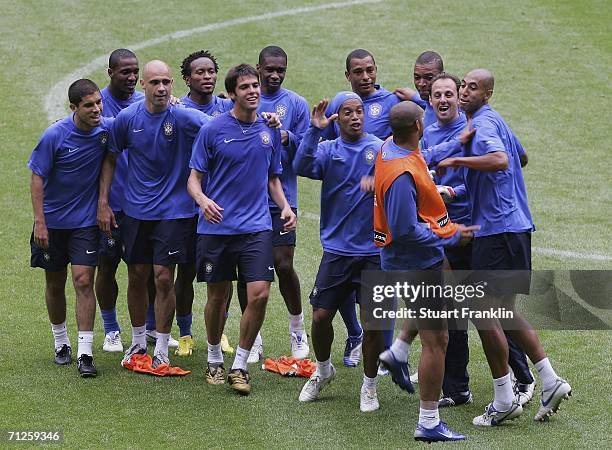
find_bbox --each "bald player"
[437,69,571,425]
[374,101,478,441]
[98,60,210,369]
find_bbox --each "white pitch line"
[44,0,382,122]
[43,0,611,264]
[298,211,612,262]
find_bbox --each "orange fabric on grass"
[123,353,190,376]
[263,356,316,378]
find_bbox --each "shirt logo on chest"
[163,122,174,137]
[368,103,382,118]
[364,147,376,165]
[99,131,108,145]
[260,131,271,145]
[276,104,288,120]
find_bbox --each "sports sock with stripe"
[418,405,440,429]
[208,343,223,366]
[288,312,305,333]
[131,325,146,349]
[154,332,169,358]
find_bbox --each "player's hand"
[393,87,417,101]
[97,204,117,236]
[261,112,282,128]
[428,169,436,181]
[436,185,456,203]
[360,175,375,192]
[281,130,289,146]
[200,197,224,224]
[436,157,458,176]
[459,118,476,144]
[280,206,297,231]
[169,95,181,105]
[311,99,337,130]
[33,220,49,249]
[456,224,480,246]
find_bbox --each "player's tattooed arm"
[188,169,223,224]
[97,152,117,235]
[30,173,48,249]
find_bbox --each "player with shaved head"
[98,59,211,370]
[373,100,477,442]
[437,68,572,426]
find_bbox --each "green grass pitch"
[0,0,610,447]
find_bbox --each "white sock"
[208,342,223,366]
[231,346,250,371]
[154,332,169,358]
[362,374,377,391]
[77,331,93,356]
[317,358,332,378]
[132,325,146,349]
[418,407,440,429]
[390,338,410,363]
[253,332,263,346]
[492,372,513,411]
[288,312,305,334]
[535,357,559,391]
[51,321,70,349]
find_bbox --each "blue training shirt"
[190,112,283,235]
[422,113,470,224]
[28,114,113,229]
[463,105,534,237]
[100,87,144,212]
[110,102,210,220]
[180,94,233,117]
[379,140,460,270]
[294,126,382,256]
[323,85,401,140]
[258,87,310,209]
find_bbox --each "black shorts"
[270,207,297,247]
[31,226,98,271]
[196,231,274,283]
[310,252,380,310]
[472,232,532,295]
[98,210,125,260]
[121,215,197,265]
[445,242,472,270]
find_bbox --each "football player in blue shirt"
[295,92,385,413]
[232,46,311,363]
[188,63,296,395]
[322,49,402,368]
[29,79,112,377]
[395,51,444,129]
[180,50,233,117]
[95,49,144,354]
[437,68,572,425]
[98,60,210,369]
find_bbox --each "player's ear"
[69,103,77,112]
[107,67,113,78]
[345,70,350,81]
[485,89,493,101]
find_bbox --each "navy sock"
[146,302,156,331]
[176,313,192,337]
[339,299,362,339]
[383,326,394,349]
[100,308,120,334]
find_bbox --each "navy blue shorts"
[270,207,297,247]
[445,242,472,270]
[121,215,197,266]
[31,226,98,271]
[98,210,125,260]
[196,231,274,283]
[310,252,380,310]
[472,232,532,294]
